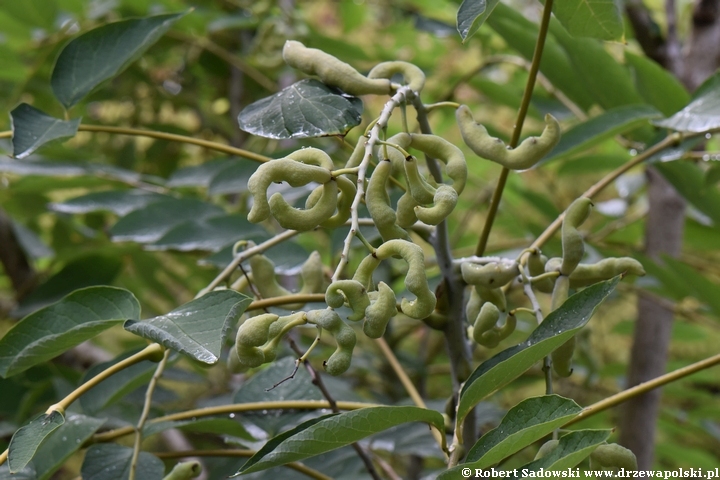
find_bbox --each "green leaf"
[456,0,488,42]
[8,411,65,473]
[167,158,237,188]
[549,0,623,41]
[51,12,186,109]
[486,4,593,111]
[660,256,720,318]
[33,414,105,480]
[79,351,158,414]
[124,290,251,364]
[655,161,720,227]
[551,20,644,110]
[149,215,263,252]
[706,164,720,187]
[440,396,582,478]
[0,287,139,378]
[207,162,257,195]
[10,220,54,260]
[654,72,720,132]
[545,105,661,162]
[625,52,690,116]
[236,406,444,475]
[80,444,164,480]
[50,190,170,215]
[518,429,611,476]
[0,464,36,480]
[457,277,619,425]
[143,418,254,440]
[0,159,147,185]
[237,79,364,140]
[109,198,224,243]
[13,254,124,318]
[10,104,80,159]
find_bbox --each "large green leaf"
[545,105,661,162]
[660,256,720,318]
[79,352,158,414]
[0,464,35,480]
[0,287,140,378]
[51,12,186,109]
[655,161,720,227]
[166,158,237,188]
[457,277,619,424]
[207,162,258,195]
[10,103,80,159]
[549,0,623,41]
[13,254,124,318]
[80,444,164,480]
[237,79,363,140]
[456,0,488,42]
[143,417,254,440]
[440,395,582,478]
[654,72,720,132]
[7,411,65,473]
[518,429,611,476]
[486,4,593,111]
[148,215,262,252]
[0,159,146,184]
[33,414,105,480]
[50,190,170,215]
[625,52,690,116]
[124,290,251,364]
[236,406,444,475]
[109,198,224,243]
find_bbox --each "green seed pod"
[344,136,367,170]
[475,285,507,312]
[551,274,569,312]
[299,251,326,294]
[366,159,411,241]
[325,279,371,321]
[262,312,307,362]
[414,184,458,225]
[528,249,554,293]
[305,175,356,228]
[560,198,593,276]
[375,239,436,319]
[589,443,638,471]
[551,275,573,377]
[396,190,420,228]
[404,155,437,204]
[368,61,426,92]
[283,40,391,95]
[456,105,561,170]
[247,158,332,224]
[471,302,517,348]
[352,254,382,291]
[465,287,483,325]
[306,309,357,376]
[569,258,646,288]
[534,440,560,460]
[409,133,467,194]
[226,347,249,374]
[461,261,520,289]
[287,147,335,170]
[544,257,563,273]
[163,461,202,480]
[269,179,338,231]
[249,254,292,299]
[363,282,397,338]
[381,132,412,175]
[235,313,279,368]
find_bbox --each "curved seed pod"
[227,347,249,374]
[456,105,561,170]
[381,132,412,175]
[235,313,280,368]
[569,258,646,288]
[534,440,560,460]
[465,287,483,325]
[375,239,436,319]
[366,159,410,241]
[262,312,307,363]
[283,40,391,95]
[299,251,326,294]
[471,303,517,348]
[415,184,458,225]
[404,155,437,204]
[561,197,593,276]
[163,461,201,480]
[247,158,332,224]
[269,179,338,231]
[589,443,638,471]
[344,136,367,170]
[368,61,425,92]
[352,254,381,291]
[396,190,420,228]
[249,254,292,299]
[528,249,554,293]
[305,175,356,228]
[461,261,520,289]
[286,147,334,169]
[306,309,357,376]
[363,282,397,338]
[544,257,563,273]
[475,285,507,312]
[551,275,573,377]
[325,279,371,321]
[409,133,467,194]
